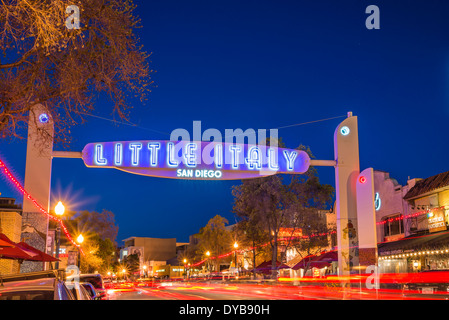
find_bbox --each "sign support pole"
[21,104,54,272]
[333,113,360,276]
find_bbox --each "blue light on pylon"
[39,113,49,124]
[340,126,350,136]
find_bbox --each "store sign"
[374,192,381,211]
[82,140,310,180]
[279,228,303,238]
[428,208,447,233]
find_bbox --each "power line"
[80,112,347,138]
[272,115,346,130]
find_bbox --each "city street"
[107,281,449,301]
[1,1,449,306]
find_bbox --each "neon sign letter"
[214,144,223,169]
[245,146,262,170]
[148,142,161,167]
[94,144,107,165]
[283,150,298,171]
[184,143,197,167]
[129,143,142,166]
[229,145,242,169]
[268,148,279,171]
[114,143,123,166]
[167,142,179,167]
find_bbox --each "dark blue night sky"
[1,0,449,244]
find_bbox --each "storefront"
[378,230,449,273]
[153,265,185,279]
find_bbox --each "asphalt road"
[109,281,449,300]
[110,281,319,300]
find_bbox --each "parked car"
[81,282,98,300]
[67,273,108,300]
[403,270,449,297]
[67,282,93,300]
[0,271,75,300]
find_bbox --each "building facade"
[375,170,449,273]
[0,197,22,274]
[120,236,180,277]
[286,170,449,277]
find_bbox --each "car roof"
[67,273,102,279]
[80,281,95,287]
[0,278,56,292]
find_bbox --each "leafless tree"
[0,0,153,145]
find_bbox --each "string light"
[0,158,84,254]
[380,246,449,260]
[377,206,449,225]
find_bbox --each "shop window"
[382,214,404,238]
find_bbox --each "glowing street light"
[234,242,239,276]
[183,259,188,279]
[76,234,84,244]
[55,201,65,216]
[54,201,65,269]
[205,251,211,276]
[76,234,84,270]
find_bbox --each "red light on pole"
[359,176,367,184]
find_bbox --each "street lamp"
[76,234,84,270]
[122,268,127,281]
[183,259,188,280]
[54,201,65,269]
[142,265,147,279]
[206,251,211,277]
[234,242,238,276]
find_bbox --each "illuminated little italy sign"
[81,140,310,180]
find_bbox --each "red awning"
[292,251,338,270]
[0,233,59,262]
[314,250,338,263]
[17,242,60,262]
[0,246,35,260]
[0,239,14,247]
[0,233,35,260]
[255,260,289,273]
[292,255,318,270]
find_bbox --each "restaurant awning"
[314,250,338,263]
[0,233,36,260]
[378,230,449,256]
[0,233,59,262]
[17,242,60,262]
[255,260,289,273]
[291,250,338,270]
[0,239,14,247]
